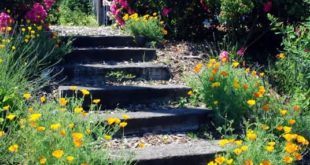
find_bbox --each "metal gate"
[93,0,112,26]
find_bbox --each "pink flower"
[263,2,272,13]
[119,0,128,9]
[162,8,172,17]
[24,3,47,23]
[219,51,229,60]
[0,12,14,28]
[127,8,135,14]
[305,49,308,53]
[110,4,117,14]
[44,0,55,9]
[237,47,246,56]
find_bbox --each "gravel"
[50,26,127,36]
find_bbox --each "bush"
[0,90,133,164]
[124,13,166,42]
[58,6,98,26]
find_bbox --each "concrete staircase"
[57,35,222,165]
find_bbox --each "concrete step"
[59,85,191,109]
[112,140,223,165]
[93,108,212,136]
[61,35,146,48]
[55,64,171,84]
[63,48,156,64]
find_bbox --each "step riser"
[133,153,220,165]
[60,36,146,47]
[56,66,171,84]
[113,111,211,136]
[64,49,157,63]
[59,86,190,109]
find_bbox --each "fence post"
[96,0,103,25]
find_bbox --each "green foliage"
[124,13,165,42]
[105,71,136,82]
[0,93,132,164]
[267,12,310,98]
[58,6,98,26]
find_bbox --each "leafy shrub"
[0,90,133,164]
[185,54,269,125]
[124,13,166,42]
[58,6,98,26]
[267,12,310,97]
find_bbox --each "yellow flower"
[31,122,37,127]
[70,86,77,90]
[159,21,164,25]
[104,134,112,141]
[283,155,293,163]
[260,72,265,77]
[235,140,243,146]
[59,98,68,106]
[294,153,302,160]
[60,108,66,112]
[52,149,64,159]
[214,101,218,105]
[247,130,257,140]
[69,123,74,129]
[211,82,221,88]
[265,146,274,152]
[284,142,300,153]
[138,143,146,148]
[280,110,287,116]
[260,160,272,165]
[294,105,300,111]
[50,123,61,130]
[122,114,130,120]
[74,107,83,113]
[0,58,2,63]
[67,156,74,162]
[86,129,91,134]
[123,14,129,21]
[3,105,9,111]
[25,39,29,43]
[288,119,296,125]
[23,93,31,99]
[244,159,253,165]
[9,144,18,152]
[0,131,6,137]
[80,89,90,95]
[37,127,46,132]
[221,57,227,63]
[12,46,16,50]
[241,145,248,151]
[268,142,276,147]
[297,135,309,145]
[39,157,46,164]
[252,71,257,76]
[107,118,116,125]
[219,139,229,146]
[247,100,256,106]
[6,114,16,120]
[215,156,225,164]
[120,122,128,128]
[7,9,11,13]
[37,26,42,31]
[72,132,83,140]
[0,44,4,49]
[74,139,83,147]
[188,90,193,96]
[233,148,242,155]
[194,63,203,72]
[226,159,233,165]
[161,28,168,35]
[233,82,241,89]
[262,105,269,110]
[29,113,41,122]
[276,125,283,131]
[232,62,239,67]
[260,124,269,130]
[283,126,292,133]
[279,53,285,59]
[93,99,101,104]
[214,62,220,68]
[21,28,26,32]
[207,161,218,165]
[282,134,297,141]
[60,130,66,136]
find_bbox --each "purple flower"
[219,51,229,60]
[162,8,172,17]
[305,49,309,53]
[237,47,246,56]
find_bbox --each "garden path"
[54,28,223,164]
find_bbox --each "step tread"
[59,63,169,68]
[101,108,211,119]
[73,47,155,51]
[59,84,190,90]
